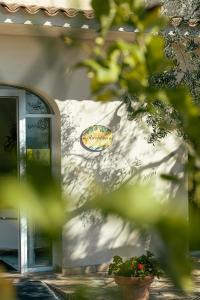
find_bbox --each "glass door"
[0,89,54,273]
[0,97,19,271]
[25,93,53,270]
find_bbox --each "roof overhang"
[0,1,136,39]
[0,1,200,38]
[1,1,200,27]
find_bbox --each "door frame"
[0,88,55,273]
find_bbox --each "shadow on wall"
[63,216,151,267]
[59,99,187,267]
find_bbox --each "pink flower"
[137,263,144,270]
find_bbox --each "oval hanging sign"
[81,125,113,152]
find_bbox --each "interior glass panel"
[0,209,19,271]
[26,116,52,267]
[28,224,52,268]
[26,117,51,165]
[26,92,50,114]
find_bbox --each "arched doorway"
[0,86,56,273]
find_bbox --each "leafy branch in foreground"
[81,0,171,102]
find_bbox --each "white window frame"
[0,89,55,273]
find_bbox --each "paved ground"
[4,273,200,300]
[3,256,200,300]
[34,256,200,300]
[32,268,200,300]
[42,277,200,300]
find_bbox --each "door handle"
[0,217,18,220]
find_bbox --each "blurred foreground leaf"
[0,161,66,238]
[0,268,16,300]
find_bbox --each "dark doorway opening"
[0,97,18,271]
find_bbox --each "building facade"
[0,0,192,274]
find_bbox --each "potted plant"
[108,251,161,300]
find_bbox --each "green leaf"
[91,0,111,19]
[146,36,172,75]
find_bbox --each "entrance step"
[16,280,62,300]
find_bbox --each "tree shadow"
[60,101,185,270]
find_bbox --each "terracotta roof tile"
[0,2,95,19]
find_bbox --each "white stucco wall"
[58,100,187,271]
[0,26,187,271]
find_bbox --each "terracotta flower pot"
[114,276,154,300]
